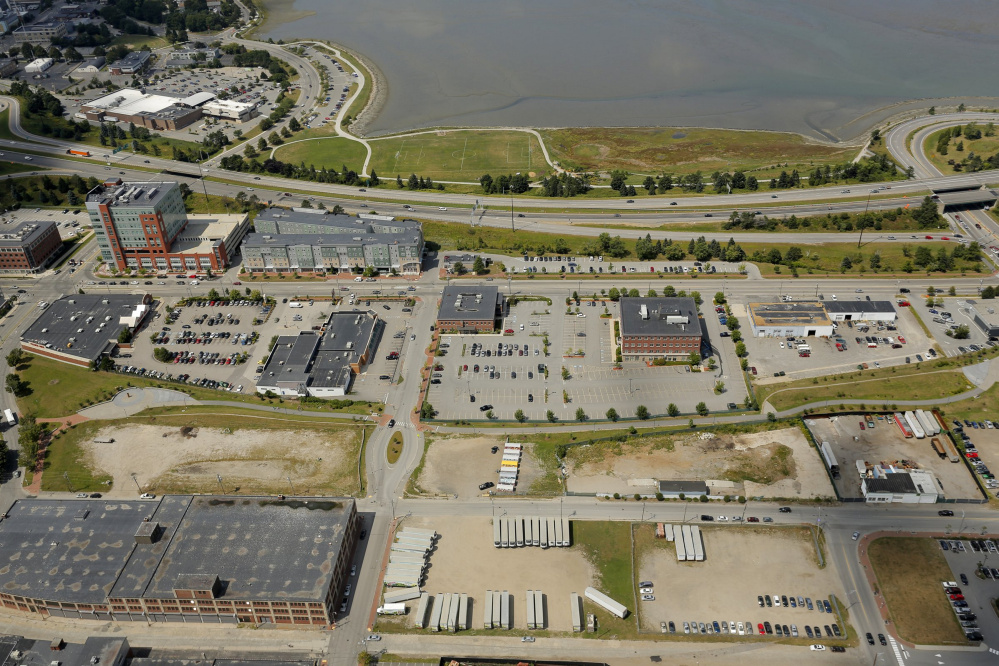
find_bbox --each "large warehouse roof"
[83,89,178,115]
[620,297,703,337]
[437,285,501,322]
[20,294,149,362]
[748,301,832,328]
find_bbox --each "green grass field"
[109,34,168,50]
[924,128,999,174]
[541,127,855,175]
[272,136,368,171]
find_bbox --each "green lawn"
[109,34,168,49]
[540,127,855,175]
[272,137,369,172]
[38,421,113,493]
[924,128,999,174]
[574,521,636,636]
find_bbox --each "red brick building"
[436,285,504,333]
[619,297,704,361]
[0,220,62,273]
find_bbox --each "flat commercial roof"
[259,333,319,386]
[0,220,55,248]
[437,285,501,322]
[0,498,162,603]
[323,310,377,352]
[171,213,248,254]
[83,89,175,116]
[180,91,216,107]
[145,496,352,601]
[20,294,148,362]
[748,301,832,328]
[619,297,703,337]
[243,231,421,248]
[86,180,175,209]
[865,474,918,495]
[822,300,897,315]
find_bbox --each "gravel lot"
[637,525,847,637]
[565,426,834,499]
[411,516,594,631]
[413,435,545,497]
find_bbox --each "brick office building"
[86,180,248,273]
[436,285,504,333]
[619,297,704,361]
[0,221,62,273]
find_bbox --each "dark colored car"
[701,515,715,521]
[939,510,955,516]
[478,482,494,490]
[763,622,773,635]
[779,507,792,513]
[878,633,886,646]
[831,647,846,653]
[823,599,832,613]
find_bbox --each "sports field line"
[459,137,468,172]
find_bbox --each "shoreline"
[250,0,999,148]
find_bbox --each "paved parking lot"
[428,297,746,422]
[805,415,981,500]
[942,541,998,641]
[909,296,994,358]
[503,254,743,277]
[956,425,999,500]
[744,304,935,383]
[302,47,357,129]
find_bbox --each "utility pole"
[858,192,872,248]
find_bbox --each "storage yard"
[409,436,546,497]
[375,516,594,632]
[804,415,980,500]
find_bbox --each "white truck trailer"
[500,518,509,547]
[377,602,407,615]
[554,518,563,546]
[690,525,704,561]
[540,519,549,549]
[533,517,541,546]
[458,593,468,631]
[401,527,437,540]
[526,590,537,629]
[675,525,688,561]
[429,593,444,631]
[562,518,571,546]
[665,523,675,541]
[534,590,545,629]
[570,592,583,632]
[515,516,523,547]
[584,586,629,619]
[917,409,940,436]
[548,518,557,547]
[413,592,430,628]
[681,524,694,560]
[448,592,460,632]
[904,411,926,439]
[384,588,422,604]
[500,590,510,629]
[441,593,453,631]
[493,519,501,547]
[483,590,494,628]
[525,516,533,546]
[492,589,502,628]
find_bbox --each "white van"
[354,276,363,282]
[288,302,304,308]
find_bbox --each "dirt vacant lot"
[565,427,834,499]
[83,423,361,496]
[412,436,546,498]
[407,516,594,632]
[636,525,845,635]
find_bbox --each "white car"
[366,634,381,642]
[640,587,654,594]
[521,636,535,642]
[438,206,447,211]
[737,621,745,635]
[641,594,655,601]
[140,493,155,499]
[717,516,728,521]
[852,531,860,540]
[809,645,826,651]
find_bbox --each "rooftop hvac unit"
[639,304,648,319]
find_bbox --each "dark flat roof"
[437,285,502,322]
[865,474,918,495]
[86,181,176,209]
[322,310,377,353]
[20,294,147,362]
[620,297,703,337]
[657,480,708,495]
[0,499,161,603]
[145,497,352,601]
[822,300,897,314]
[258,333,319,386]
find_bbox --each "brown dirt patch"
[415,435,544,498]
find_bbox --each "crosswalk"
[888,635,906,665]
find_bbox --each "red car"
[504,328,514,334]
[233,281,241,285]
[950,594,964,601]
[898,335,906,343]
[942,236,950,241]
[751,367,758,375]
[758,623,765,635]
[967,452,979,459]
[463,364,468,371]
[747,516,760,522]
[860,422,866,430]
[925,235,933,240]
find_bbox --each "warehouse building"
[242,210,423,275]
[0,495,358,626]
[747,301,835,338]
[20,293,151,367]
[75,55,105,73]
[0,220,62,273]
[10,21,66,43]
[255,310,381,397]
[436,285,504,333]
[24,57,52,73]
[860,468,939,503]
[86,180,248,273]
[821,300,897,322]
[619,297,704,361]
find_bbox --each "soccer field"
[368,130,546,181]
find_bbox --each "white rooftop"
[83,88,177,115]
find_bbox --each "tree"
[288,117,301,132]
[734,341,747,357]
[949,325,970,340]
[451,261,466,276]
[688,352,701,366]
[635,405,649,420]
[695,402,709,416]
[714,381,725,394]
[420,402,436,419]
[472,256,486,275]
[546,410,557,423]
[4,373,28,397]
[485,409,495,420]
[714,292,726,305]
[153,347,172,362]
[514,409,526,423]
[6,348,25,368]
[840,256,853,272]
[561,366,570,380]
[667,403,680,417]
[606,407,619,422]
[575,407,587,422]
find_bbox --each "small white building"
[861,467,939,503]
[747,301,835,338]
[24,57,53,73]
[201,99,254,122]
